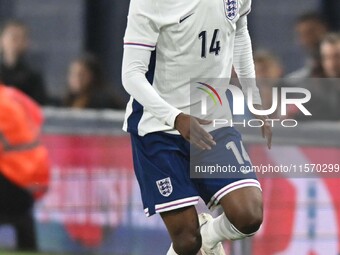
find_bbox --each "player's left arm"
[233,11,272,149]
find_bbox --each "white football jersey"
[122,0,259,136]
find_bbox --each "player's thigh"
[130,132,199,217]
[160,206,201,249]
[192,127,261,206]
[192,127,263,233]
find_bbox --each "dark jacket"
[0,55,47,105]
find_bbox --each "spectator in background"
[291,34,340,121]
[311,33,340,120]
[321,33,340,78]
[0,83,50,251]
[287,12,329,79]
[254,50,283,79]
[64,53,124,109]
[254,50,284,118]
[0,20,47,105]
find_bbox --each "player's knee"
[173,230,202,255]
[242,210,263,234]
[233,205,263,234]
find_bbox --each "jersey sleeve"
[233,14,262,105]
[124,0,160,50]
[122,46,182,128]
[239,0,252,17]
[122,0,182,129]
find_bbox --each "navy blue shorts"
[130,127,261,217]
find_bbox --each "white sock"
[201,213,253,248]
[167,243,179,255]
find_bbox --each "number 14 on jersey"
[198,29,221,58]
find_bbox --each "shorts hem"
[207,179,261,210]
[145,196,200,217]
[144,208,150,217]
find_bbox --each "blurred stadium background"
[0,0,340,255]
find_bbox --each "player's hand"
[253,105,272,150]
[174,113,216,150]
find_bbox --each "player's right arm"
[122,0,215,150]
[122,0,181,129]
[233,3,272,149]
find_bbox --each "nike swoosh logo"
[179,12,194,23]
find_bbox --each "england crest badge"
[156,177,173,197]
[224,0,238,20]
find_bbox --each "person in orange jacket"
[0,83,49,251]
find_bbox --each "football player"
[122,0,272,254]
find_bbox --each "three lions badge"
[224,0,238,20]
[156,177,173,197]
